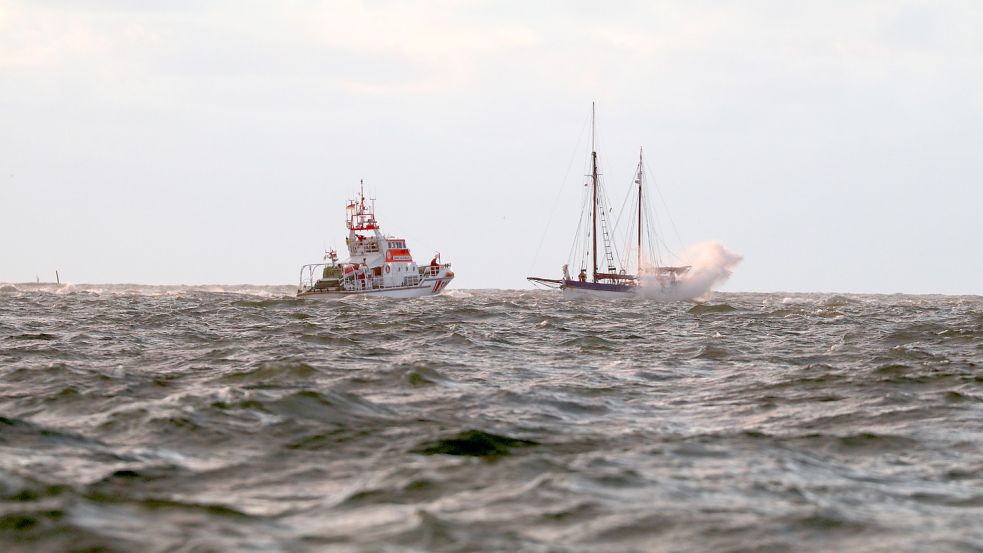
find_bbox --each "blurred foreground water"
[0,285,980,552]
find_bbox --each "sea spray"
[638,241,742,301]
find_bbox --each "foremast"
[637,148,643,274]
[591,103,599,283]
[585,103,628,284]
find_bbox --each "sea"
[1,284,980,552]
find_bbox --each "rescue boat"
[297,183,454,300]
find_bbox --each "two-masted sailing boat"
[527,105,691,299]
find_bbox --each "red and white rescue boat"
[297,184,454,300]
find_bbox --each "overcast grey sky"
[2,1,981,293]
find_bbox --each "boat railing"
[299,263,378,292]
[347,238,380,253]
[419,263,451,278]
[301,263,445,293]
[298,263,328,291]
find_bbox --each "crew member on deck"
[579,269,587,283]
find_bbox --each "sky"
[1,1,981,293]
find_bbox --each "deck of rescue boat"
[298,263,451,294]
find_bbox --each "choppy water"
[1,284,981,552]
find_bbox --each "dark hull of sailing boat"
[560,279,635,298]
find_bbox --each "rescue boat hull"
[297,277,453,300]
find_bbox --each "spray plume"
[638,241,742,302]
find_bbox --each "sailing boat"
[527,105,691,299]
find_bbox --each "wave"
[688,303,737,314]
[0,283,296,298]
[216,361,318,383]
[413,430,538,457]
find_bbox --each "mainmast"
[591,102,599,283]
[637,148,643,274]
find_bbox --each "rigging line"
[611,165,635,238]
[640,189,657,261]
[573,130,594,272]
[617,161,642,271]
[590,148,612,264]
[624,191,639,270]
[570,193,587,267]
[527,113,591,273]
[644,192,671,266]
[645,189,680,262]
[644,152,685,253]
[645,201,661,266]
[637,172,657,266]
[622,219,636,272]
[568,186,590,269]
[598,181,623,270]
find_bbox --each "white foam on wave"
[0,283,295,298]
[441,289,473,299]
